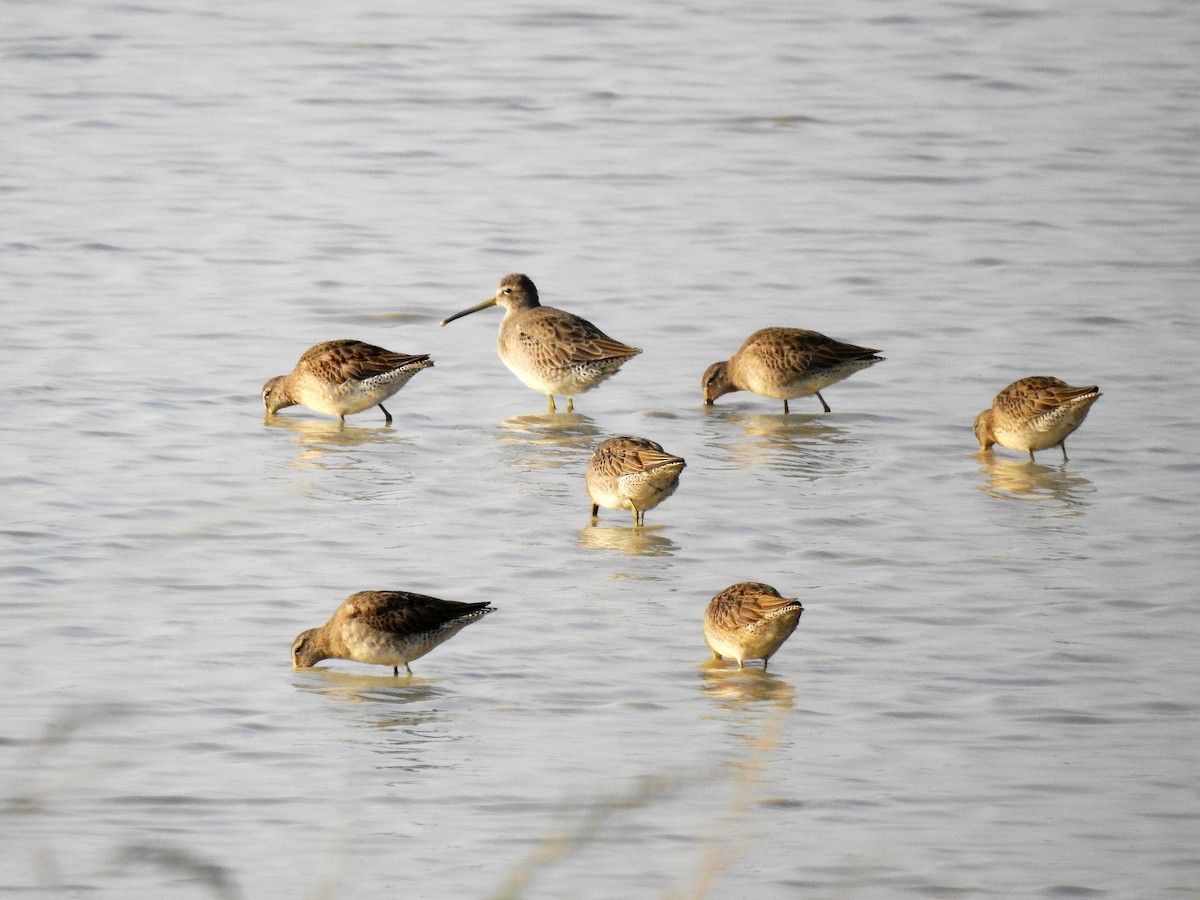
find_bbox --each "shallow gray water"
[3,1,1199,897]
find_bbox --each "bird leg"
[567,397,574,412]
[783,399,790,414]
[379,403,393,426]
[546,394,557,413]
[816,391,831,413]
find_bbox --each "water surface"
[3,0,1199,897]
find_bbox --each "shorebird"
[703,582,804,670]
[585,435,686,527]
[291,590,495,676]
[440,273,641,412]
[974,376,1101,462]
[702,327,882,413]
[262,339,432,425]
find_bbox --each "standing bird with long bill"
[440,273,641,413]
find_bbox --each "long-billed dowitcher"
[262,339,432,426]
[291,590,495,676]
[585,435,686,527]
[703,582,804,670]
[439,274,642,412]
[974,376,1101,462]
[702,327,883,413]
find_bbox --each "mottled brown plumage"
[585,435,686,527]
[440,274,641,412]
[291,590,494,675]
[974,376,1101,462]
[703,327,882,413]
[263,339,433,425]
[703,582,804,670]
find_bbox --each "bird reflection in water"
[703,408,866,477]
[575,524,678,557]
[293,667,449,708]
[293,670,462,774]
[699,659,797,709]
[495,412,601,472]
[977,455,1095,511]
[691,662,796,889]
[264,415,408,466]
